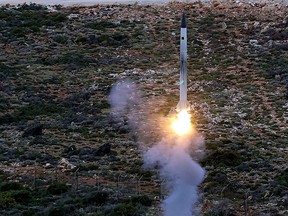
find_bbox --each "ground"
[0,1,288,216]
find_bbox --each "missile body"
[177,14,189,112]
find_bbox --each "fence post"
[137,175,143,195]
[33,162,37,190]
[12,162,17,181]
[160,180,165,200]
[95,171,101,190]
[75,168,79,191]
[117,174,122,189]
[54,167,58,183]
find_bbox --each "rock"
[95,143,111,156]
[214,173,228,182]
[80,154,97,162]
[276,43,288,50]
[68,13,79,19]
[63,145,77,154]
[20,151,41,160]
[66,63,80,72]
[18,93,42,103]
[58,158,76,171]
[283,195,288,207]
[44,163,53,168]
[79,147,93,156]
[63,91,91,107]
[118,125,130,134]
[249,39,264,54]
[23,124,43,137]
[88,34,97,43]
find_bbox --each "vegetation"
[109,203,145,216]
[277,169,288,187]
[130,195,153,206]
[47,183,70,195]
[0,3,67,39]
[0,2,287,215]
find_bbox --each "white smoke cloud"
[109,79,205,216]
[144,134,205,216]
[108,79,141,123]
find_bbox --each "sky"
[0,0,180,6]
[0,0,285,6]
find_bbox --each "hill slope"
[0,2,287,215]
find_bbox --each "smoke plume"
[109,79,205,216]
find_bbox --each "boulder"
[23,124,43,137]
[95,143,111,156]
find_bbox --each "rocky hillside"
[0,2,287,215]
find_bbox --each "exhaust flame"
[172,110,192,136]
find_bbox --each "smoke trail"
[109,79,205,215]
[144,134,205,216]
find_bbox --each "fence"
[6,162,168,201]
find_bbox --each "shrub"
[53,35,68,44]
[0,192,16,209]
[0,62,18,78]
[0,114,15,125]
[22,208,37,216]
[47,183,70,195]
[277,169,288,187]
[11,189,32,204]
[109,203,144,216]
[0,182,23,191]
[202,150,243,167]
[17,3,47,11]
[15,103,65,121]
[48,206,65,216]
[130,195,152,206]
[0,4,67,40]
[83,191,109,206]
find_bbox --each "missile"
[176,14,189,112]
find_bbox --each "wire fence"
[6,162,168,201]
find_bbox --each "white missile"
[177,14,189,112]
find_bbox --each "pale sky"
[0,0,178,6]
[0,0,284,6]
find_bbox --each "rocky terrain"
[0,1,288,215]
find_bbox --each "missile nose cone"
[181,14,186,28]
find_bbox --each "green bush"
[53,35,68,44]
[15,103,65,121]
[47,183,70,195]
[42,52,97,67]
[130,195,152,206]
[83,191,109,206]
[0,182,23,191]
[22,208,37,216]
[0,114,16,125]
[202,150,243,167]
[277,169,288,187]
[11,189,32,204]
[17,3,47,11]
[109,203,144,216]
[0,3,67,39]
[0,62,18,78]
[48,206,65,216]
[0,192,16,209]
[79,163,99,171]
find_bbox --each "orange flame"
[171,109,192,136]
